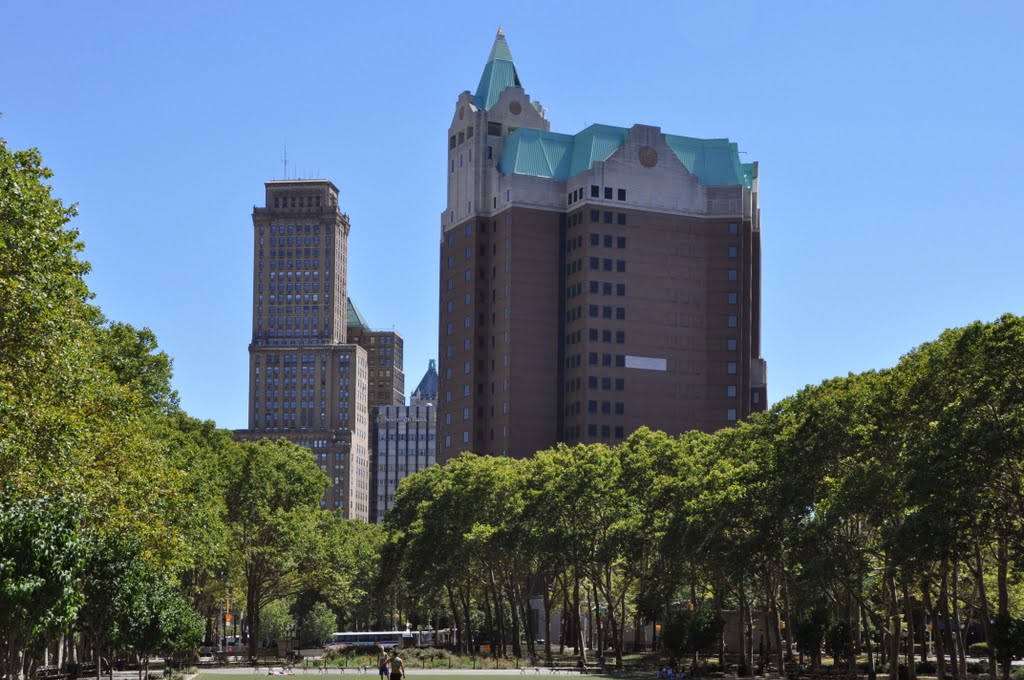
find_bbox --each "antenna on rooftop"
[281,145,289,179]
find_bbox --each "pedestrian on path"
[389,650,406,680]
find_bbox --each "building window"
[590,210,599,222]
[727,338,737,351]
[617,213,626,225]
[729,222,739,235]
[617,188,626,201]
[616,260,626,272]
[727,362,738,374]
[616,284,625,296]
[727,408,738,421]
[728,245,738,258]
[591,185,599,198]
[728,292,738,304]
[603,211,613,223]
[728,315,737,328]
[590,233,599,246]
[729,269,738,281]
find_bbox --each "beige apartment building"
[437,30,767,461]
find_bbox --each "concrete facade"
[370,403,437,523]
[437,31,767,461]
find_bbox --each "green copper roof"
[664,135,751,188]
[499,124,753,188]
[347,297,370,329]
[473,28,521,110]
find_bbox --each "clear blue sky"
[3,2,1022,430]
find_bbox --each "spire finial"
[497,25,505,37]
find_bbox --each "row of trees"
[382,313,1024,679]
[0,136,385,679]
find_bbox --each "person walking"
[377,645,390,680]
[389,650,406,680]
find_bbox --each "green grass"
[195,675,577,680]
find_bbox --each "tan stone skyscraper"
[437,30,767,461]
[236,180,371,520]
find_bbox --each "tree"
[224,438,328,658]
[0,496,86,680]
[301,603,337,648]
[260,600,295,644]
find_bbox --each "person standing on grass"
[389,650,406,680]
[377,645,390,680]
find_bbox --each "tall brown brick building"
[236,179,401,520]
[437,30,767,461]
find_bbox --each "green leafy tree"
[224,438,328,658]
[301,603,337,647]
[260,600,295,643]
[0,496,86,680]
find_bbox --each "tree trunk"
[924,580,945,680]
[951,559,966,678]
[888,572,900,680]
[738,583,750,675]
[939,559,958,680]
[446,583,462,653]
[974,545,997,676]
[781,572,795,662]
[573,569,585,662]
[863,603,876,680]
[998,538,1010,680]
[543,578,553,664]
[714,583,726,666]
[903,583,917,680]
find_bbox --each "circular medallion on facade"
[459,107,465,120]
[639,146,659,168]
[509,100,522,115]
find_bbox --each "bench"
[36,667,69,680]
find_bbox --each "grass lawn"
[194,675,599,680]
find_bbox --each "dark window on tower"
[591,185,599,198]
[617,213,626,225]
[590,234,599,246]
[604,187,613,199]
[617,188,626,201]
[603,211,613,223]
[617,237,626,249]
[590,210,599,222]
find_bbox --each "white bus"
[328,631,413,649]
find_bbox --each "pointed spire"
[410,360,439,406]
[474,27,521,110]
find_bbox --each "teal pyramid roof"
[473,28,521,110]
[346,297,370,330]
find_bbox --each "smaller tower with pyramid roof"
[411,359,439,406]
